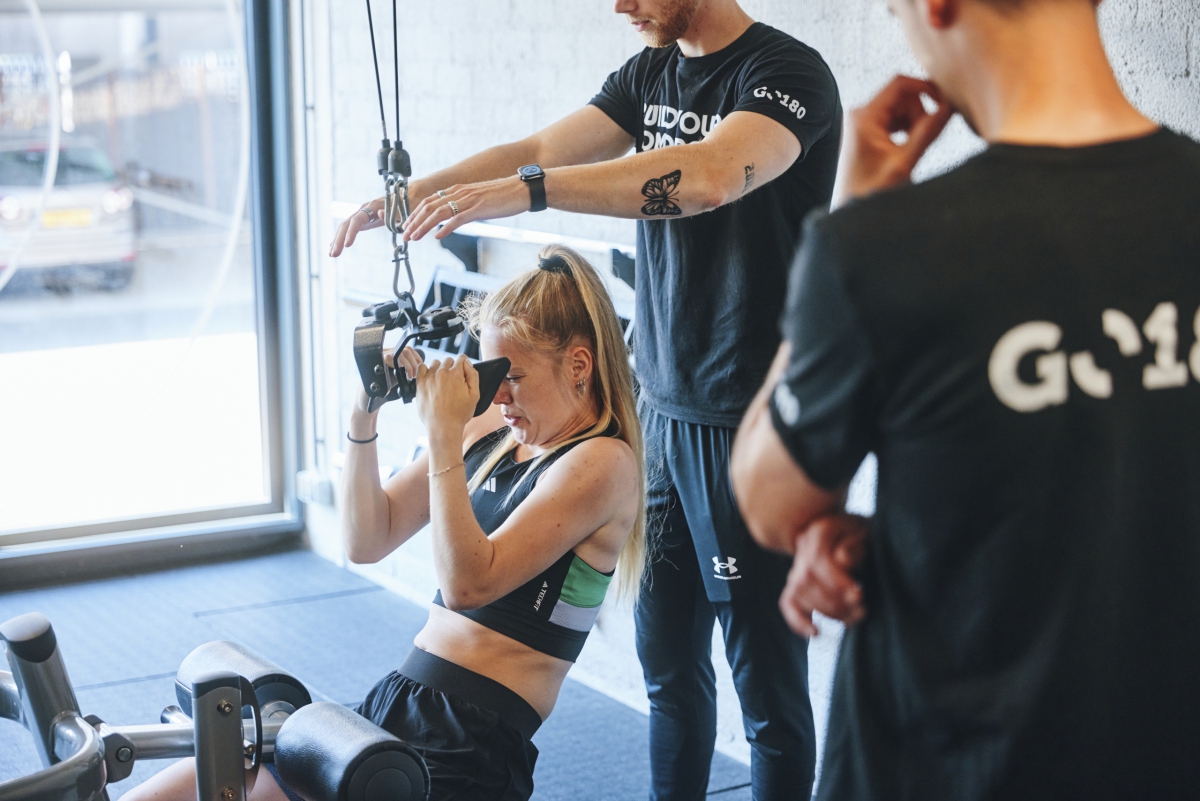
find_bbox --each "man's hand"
[402,176,530,243]
[779,513,869,637]
[329,179,444,257]
[833,76,954,207]
[329,197,384,258]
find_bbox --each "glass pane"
[0,5,269,537]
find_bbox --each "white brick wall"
[326,0,1200,236]
[297,0,1200,773]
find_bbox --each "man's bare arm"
[401,110,802,241]
[730,343,845,553]
[330,105,632,256]
[731,343,869,636]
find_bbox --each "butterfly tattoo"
[641,170,683,216]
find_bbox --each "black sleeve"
[734,43,840,159]
[589,54,644,140]
[769,214,878,489]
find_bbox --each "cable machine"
[350,0,508,416]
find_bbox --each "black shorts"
[267,648,541,801]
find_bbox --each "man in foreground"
[332,2,843,796]
[731,0,1199,798]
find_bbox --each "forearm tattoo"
[641,170,682,216]
[743,163,756,194]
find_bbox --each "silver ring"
[436,190,448,199]
[448,200,460,216]
[358,205,376,223]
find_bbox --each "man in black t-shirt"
[331,2,841,798]
[731,1,1200,800]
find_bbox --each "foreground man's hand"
[780,513,870,637]
[833,75,954,207]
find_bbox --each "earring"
[576,380,586,397]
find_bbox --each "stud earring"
[576,380,586,396]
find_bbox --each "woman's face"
[479,325,596,450]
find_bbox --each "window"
[0,0,299,570]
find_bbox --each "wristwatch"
[518,164,547,212]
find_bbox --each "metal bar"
[160,705,191,726]
[193,675,246,801]
[0,714,105,801]
[1,614,81,769]
[0,670,19,724]
[106,719,283,762]
[457,220,637,258]
[113,722,194,761]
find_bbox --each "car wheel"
[42,268,74,295]
[99,263,134,292]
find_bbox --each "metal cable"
[391,0,400,145]
[364,0,388,140]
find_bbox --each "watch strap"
[519,165,548,213]
[526,175,547,213]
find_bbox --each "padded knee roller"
[275,702,429,801]
[175,641,312,725]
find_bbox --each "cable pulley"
[351,0,496,416]
[363,0,414,301]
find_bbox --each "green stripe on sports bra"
[559,555,614,609]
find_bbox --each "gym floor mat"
[0,549,753,798]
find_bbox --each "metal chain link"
[384,176,415,301]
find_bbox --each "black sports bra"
[432,428,615,662]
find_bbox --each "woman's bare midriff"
[412,604,572,721]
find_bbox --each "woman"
[123,246,645,801]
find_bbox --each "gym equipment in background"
[0,613,428,801]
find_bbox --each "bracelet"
[347,432,379,444]
[428,462,465,478]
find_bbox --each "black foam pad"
[175,641,311,719]
[274,702,429,801]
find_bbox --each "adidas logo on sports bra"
[482,477,498,492]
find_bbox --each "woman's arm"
[417,357,638,611]
[339,357,430,563]
[340,350,505,565]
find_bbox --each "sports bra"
[432,427,615,662]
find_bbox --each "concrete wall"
[294,0,1200,770]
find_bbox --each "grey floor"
[0,550,750,800]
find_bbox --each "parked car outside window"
[0,138,137,292]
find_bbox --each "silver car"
[0,138,137,292]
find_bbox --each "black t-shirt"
[590,22,841,427]
[771,129,1200,800]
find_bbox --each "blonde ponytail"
[460,246,646,602]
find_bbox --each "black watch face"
[519,165,543,179]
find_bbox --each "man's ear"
[923,0,960,29]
